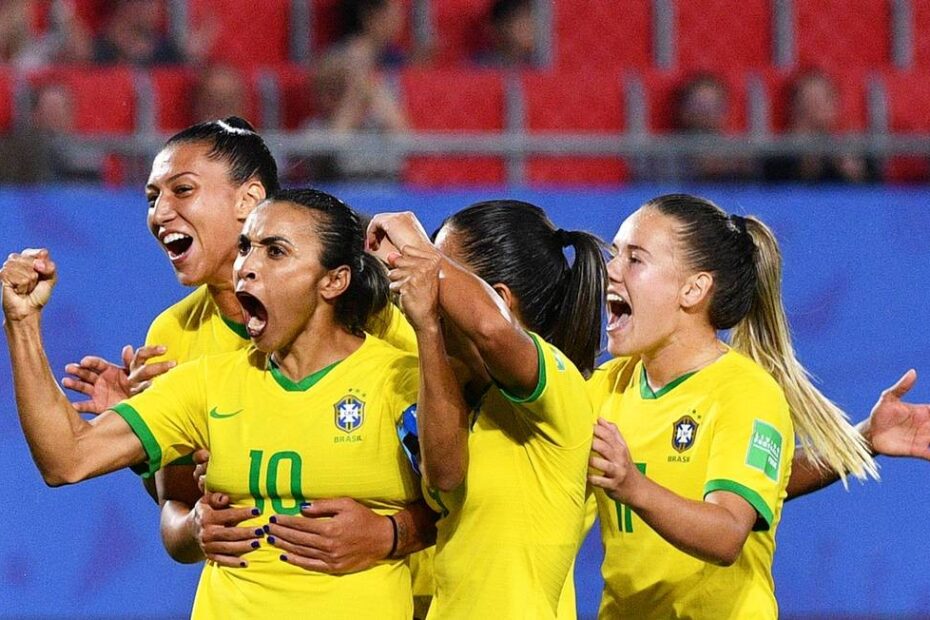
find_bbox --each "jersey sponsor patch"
[334,395,365,433]
[746,419,783,481]
[671,415,698,452]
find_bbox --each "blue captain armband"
[396,404,421,476]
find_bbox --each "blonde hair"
[730,217,877,484]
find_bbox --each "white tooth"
[163,233,190,244]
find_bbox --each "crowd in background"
[0,0,901,185]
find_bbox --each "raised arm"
[2,249,146,485]
[787,369,930,499]
[368,212,538,396]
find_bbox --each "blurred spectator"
[763,71,879,183]
[287,52,408,183]
[336,0,408,70]
[93,0,182,66]
[638,74,754,182]
[473,0,536,67]
[0,0,91,70]
[0,82,100,183]
[192,65,249,124]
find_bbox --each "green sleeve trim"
[220,314,251,340]
[704,478,774,532]
[112,403,163,478]
[499,332,547,404]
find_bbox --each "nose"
[606,254,624,283]
[150,194,176,228]
[234,247,258,283]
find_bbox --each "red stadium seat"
[760,68,869,133]
[270,64,315,130]
[0,69,13,133]
[150,67,262,132]
[190,0,290,67]
[430,0,495,65]
[554,0,651,71]
[676,0,772,70]
[400,68,506,185]
[522,70,627,185]
[911,0,930,67]
[641,69,748,133]
[794,0,891,69]
[29,67,136,134]
[881,71,930,182]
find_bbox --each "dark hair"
[646,194,756,330]
[673,73,728,130]
[490,0,531,25]
[271,188,389,336]
[165,116,280,195]
[437,200,605,375]
[340,0,387,37]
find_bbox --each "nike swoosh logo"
[209,407,243,419]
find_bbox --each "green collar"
[639,366,698,400]
[220,314,250,340]
[269,357,341,392]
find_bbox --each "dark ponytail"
[166,116,280,195]
[438,200,606,375]
[271,189,389,336]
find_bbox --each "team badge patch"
[334,395,365,433]
[746,419,783,481]
[671,415,698,452]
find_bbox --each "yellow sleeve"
[110,357,209,478]
[499,333,593,447]
[702,386,793,530]
[369,302,418,354]
[143,309,177,366]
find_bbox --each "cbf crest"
[671,415,698,452]
[335,395,365,433]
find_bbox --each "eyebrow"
[145,171,198,192]
[258,235,294,247]
[628,244,651,256]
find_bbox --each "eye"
[628,253,642,265]
[237,236,250,256]
[267,244,285,258]
[174,185,193,197]
[146,192,158,208]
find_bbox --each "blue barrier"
[0,185,927,618]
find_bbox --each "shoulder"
[147,287,210,338]
[710,351,790,416]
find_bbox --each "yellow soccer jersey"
[145,285,250,365]
[590,350,794,620]
[425,334,591,620]
[112,336,422,619]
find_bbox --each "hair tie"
[555,229,573,248]
[727,214,747,236]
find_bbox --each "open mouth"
[236,291,268,338]
[162,232,194,261]
[606,293,632,332]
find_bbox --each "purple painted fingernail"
[251,540,260,549]
[269,516,277,524]
[300,502,311,509]
[239,561,246,568]
[267,536,276,544]
[280,554,288,562]
[254,528,264,536]
[262,524,270,534]
[251,508,260,516]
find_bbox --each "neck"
[207,282,243,323]
[640,326,725,389]
[272,314,364,381]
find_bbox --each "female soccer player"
[2,189,451,618]
[367,201,604,619]
[62,117,425,571]
[586,194,878,618]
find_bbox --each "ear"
[680,271,713,310]
[491,282,515,311]
[235,180,267,222]
[320,265,352,301]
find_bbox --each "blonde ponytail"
[730,217,878,484]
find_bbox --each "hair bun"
[221,116,257,132]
